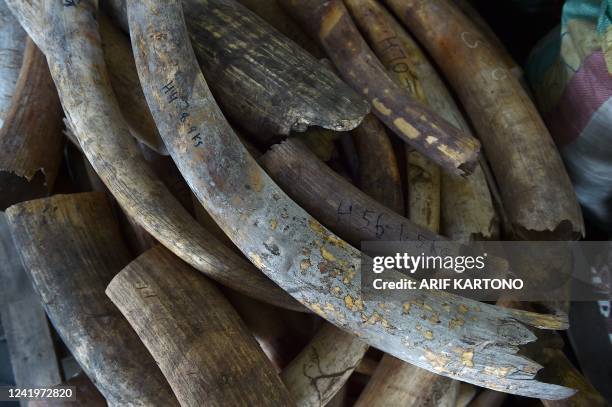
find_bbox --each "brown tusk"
[0,37,63,209]
[5,193,178,405]
[103,0,369,138]
[300,127,340,163]
[281,0,481,175]
[6,0,303,312]
[383,0,584,240]
[352,114,404,215]
[106,245,295,406]
[129,0,575,398]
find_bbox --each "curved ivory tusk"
[0,0,25,126]
[0,37,63,209]
[5,0,303,312]
[5,193,178,406]
[129,0,574,399]
[281,0,481,176]
[383,0,584,240]
[107,245,295,406]
[103,0,369,138]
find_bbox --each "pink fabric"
[545,51,612,146]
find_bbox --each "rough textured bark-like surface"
[346,0,497,241]
[104,0,368,137]
[260,138,440,245]
[107,245,294,407]
[236,0,324,57]
[100,16,167,154]
[281,324,367,407]
[283,0,481,175]
[384,0,583,239]
[355,355,459,407]
[186,0,369,137]
[5,193,178,406]
[352,114,404,215]
[129,0,575,398]
[0,38,63,210]
[0,0,25,127]
[6,0,301,311]
[0,212,62,389]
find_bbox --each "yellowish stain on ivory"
[449,318,465,329]
[300,259,311,273]
[320,246,336,262]
[462,350,474,367]
[344,295,354,310]
[393,118,420,140]
[424,350,449,372]
[311,303,327,317]
[402,302,411,314]
[372,98,392,116]
[249,252,265,269]
[484,366,512,378]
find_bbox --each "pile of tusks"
[0,0,605,406]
